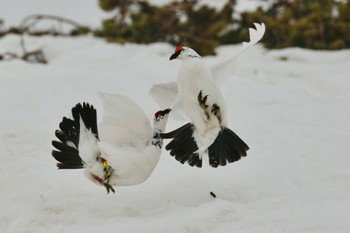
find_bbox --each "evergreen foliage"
[2,0,350,54]
[96,0,241,55]
[96,0,350,52]
[242,0,350,49]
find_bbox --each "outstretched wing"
[98,93,152,149]
[149,23,266,109]
[148,81,178,110]
[211,22,266,86]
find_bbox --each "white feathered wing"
[149,23,266,110]
[98,93,152,149]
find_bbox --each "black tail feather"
[57,117,79,147]
[207,127,249,167]
[51,150,82,166]
[51,102,99,169]
[164,123,249,168]
[160,123,192,139]
[72,103,99,140]
[56,163,85,169]
[52,140,79,155]
[187,152,202,167]
[208,138,227,168]
[164,123,202,167]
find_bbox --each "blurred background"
[1,2,350,232]
[1,0,349,56]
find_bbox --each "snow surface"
[0,34,350,233]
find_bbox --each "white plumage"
[52,93,170,193]
[159,23,265,167]
[149,23,266,109]
[171,47,227,154]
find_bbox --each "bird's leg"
[198,90,210,120]
[211,104,222,123]
[91,173,115,194]
[101,158,115,194]
[104,183,115,194]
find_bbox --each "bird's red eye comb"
[154,109,171,117]
[154,110,162,117]
[175,46,183,52]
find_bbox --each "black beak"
[163,108,171,114]
[169,50,181,60]
[155,108,171,118]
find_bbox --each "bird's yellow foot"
[198,90,210,119]
[100,157,115,194]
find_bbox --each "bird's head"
[169,46,201,61]
[154,108,171,121]
[153,108,171,131]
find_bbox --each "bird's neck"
[151,119,168,148]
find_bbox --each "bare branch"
[19,14,85,62]
[0,14,87,64]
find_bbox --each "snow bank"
[0,35,349,233]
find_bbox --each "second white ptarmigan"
[51,93,170,193]
[161,46,249,168]
[149,23,266,109]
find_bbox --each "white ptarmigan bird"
[51,93,170,193]
[151,23,265,168]
[160,46,249,168]
[149,23,266,110]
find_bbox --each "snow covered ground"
[0,34,349,233]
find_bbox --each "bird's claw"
[103,164,115,194]
[104,183,115,194]
[198,90,210,119]
[95,157,115,194]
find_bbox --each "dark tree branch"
[0,14,86,64]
